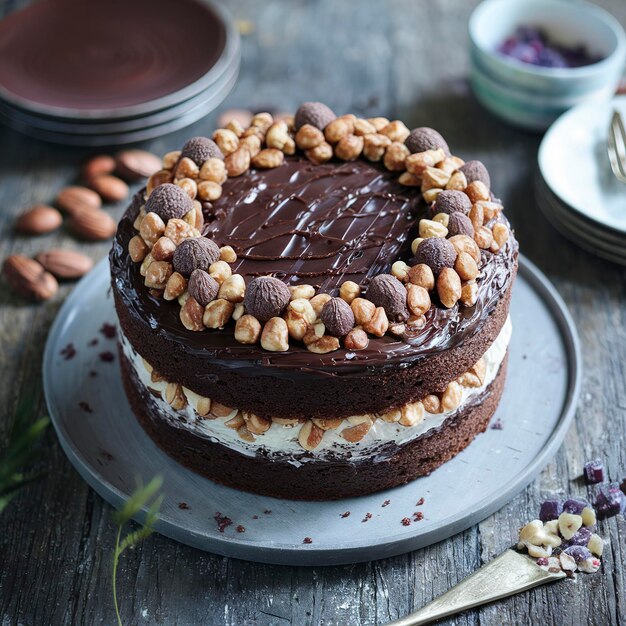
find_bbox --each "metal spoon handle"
[386,550,566,626]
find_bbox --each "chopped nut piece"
[203,298,234,329]
[244,413,271,435]
[213,128,240,155]
[454,251,479,281]
[419,218,448,239]
[212,402,236,418]
[422,188,442,203]
[139,252,153,277]
[235,314,262,344]
[391,260,410,282]
[265,121,292,151]
[441,381,462,411]
[208,260,232,284]
[379,120,410,143]
[466,180,490,203]
[225,413,245,429]
[363,133,391,161]
[298,421,324,451]
[421,166,450,191]
[400,402,425,426]
[310,293,332,316]
[460,280,478,307]
[493,223,510,248]
[448,234,481,264]
[339,281,360,304]
[307,335,340,354]
[219,246,237,263]
[405,149,446,176]
[252,148,285,169]
[406,284,431,316]
[163,218,195,245]
[351,297,376,325]
[354,118,377,136]
[176,177,198,200]
[342,420,372,442]
[422,394,441,414]
[344,327,369,350]
[225,147,250,177]
[398,172,421,186]
[324,116,354,143]
[174,156,199,179]
[197,181,222,202]
[290,284,315,300]
[285,298,316,339]
[367,117,390,131]
[261,317,290,351]
[128,235,149,262]
[239,134,262,158]
[295,124,325,150]
[145,260,173,289]
[363,306,388,337]
[162,150,181,170]
[335,134,364,161]
[237,425,255,442]
[180,296,205,331]
[218,274,246,302]
[305,142,333,164]
[380,409,401,423]
[199,157,227,183]
[165,383,187,410]
[151,236,176,262]
[447,170,468,191]
[474,226,494,249]
[140,212,166,247]
[312,418,343,431]
[164,271,187,301]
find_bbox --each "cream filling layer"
[120,317,511,464]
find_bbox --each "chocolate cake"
[110,104,518,500]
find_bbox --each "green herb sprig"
[0,398,49,514]
[112,476,163,626]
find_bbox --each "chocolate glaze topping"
[110,157,517,376]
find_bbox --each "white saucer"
[43,257,580,565]
[539,96,626,235]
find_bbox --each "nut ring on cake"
[110,104,518,499]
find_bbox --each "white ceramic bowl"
[469,0,626,129]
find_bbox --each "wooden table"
[1,1,625,624]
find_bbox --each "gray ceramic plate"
[43,256,580,566]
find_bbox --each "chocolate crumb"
[236,525,246,533]
[178,502,190,510]
[99,448,114,461]
[61,343,76,360]
[416,497,425,506]
[264,509,272,515]
[252,515,259,520]
[340,511,351,518]
[401,517,411,526]
[88,338,98,347]
[382,500,391,508]
[491,419,504,430]
[78,401,93,413]
[413,511,424,521]
[100,323,117,339]
[99,351,115,362]
[303,536,313,544]
[214,512,233,533]
[362,512,372,523]
[89,370,97,378]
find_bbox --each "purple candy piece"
[539,499,563,522]
[562,498,589,515]
[595,484,626,520]
[584,459,605,485]
[563,545,592,564]
[562,526,593,548]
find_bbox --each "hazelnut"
[213,129,240,155]
[218,274,246,302]
[164,218,195,245]
[199,157,227,183]
[344,327,369,350]
[469,203,485,230]
[290,284,315,300]
[454,252,479,281]
[354,118,376,136]
[144,260,172,289]
[240,134,262,158]
[405,148,447,177]
[180,296,205,331]
[383,141,409,171]
[419,218,447,239]
[163,271,187,301]
[422,394,441,414]
[423,188,443,203]
[367,117,390,131]
[225,147,251,177]
[324,116,354,143]
[441,381,462,411]
[251,112,273,132]
[474,226,494,249]
[162,150,181,170]
[363,133,391,162]
[285,298,316,339]
[244,276,291,322]
[448,234,481,264]
[407,264,435,290]
[466,180,490,203]
[265,121,291,151]
[477,200,503,222]
[209,260,232,284]
[306,334,341,354]
[437,267,462,308]
[391,260,410,282]
[173,237,220,275]
[310,293,332,316]
[350,297,376,325]
[335,134,364,161]
[398,172,421,186]
[362,306,388,337]
[406,284,431,316]
[146,169,174,196]
[252,148,285,169]
[433,189,471,216]
[295,124,325,150]
[339,280,360,304]
[139,212,166,247]
[379,120,410,143]
[400,402,425,427]
[261,317,290,351]
[197,181,222,202]
[460,280,478,307]
[493,223,510,248]
[145,183,193,221]
[139,253,153,277]
[446,170,468,191]
[432,212,450,228]
[367,274,409,322]
[235,314,262,344]
[188,269,219,306]
[320,297,355,337]
[305,142,333,164]
[151,236,176,262]
[203,299,235,329]
[421,167,450,191]
[219,245,237,263]
[128,235,149,263]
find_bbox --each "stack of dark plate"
[536,97,626,265]
[0,0,239,146]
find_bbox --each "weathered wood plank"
[0,0,625,624]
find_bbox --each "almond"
[56,186,101,216]
[115,149,162,180]
[35,249,94,279]
[2,255,58,301]
[88,175,129,202]
[81,155,116,181]
[71,209,117,240]
[15,205,62,235]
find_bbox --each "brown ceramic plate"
[0,0,237,119]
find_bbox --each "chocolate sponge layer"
[120,348,508,500]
